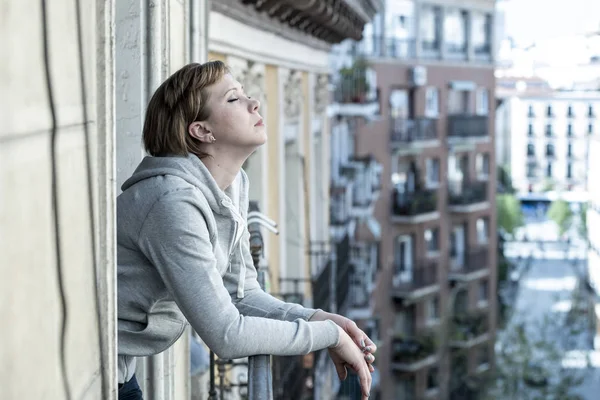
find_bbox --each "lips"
[254,119,264,127]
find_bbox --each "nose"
[249,97,260,113]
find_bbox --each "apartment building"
[496,92,600,195]
[331,0,498,398]
[587,131,600,353]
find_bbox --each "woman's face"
[200,73,266,149]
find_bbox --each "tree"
[497,164,515,194]
[547,199,573,236]
[577,203,588,243]
[483,311,588,400]
[496,194,524,238]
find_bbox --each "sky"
[500,0,600,46]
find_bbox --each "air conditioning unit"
[411,66,427,86]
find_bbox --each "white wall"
[510,96,600,194]
[1,0,116,398]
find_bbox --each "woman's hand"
[328,326,372,400]
[311,311,377,372]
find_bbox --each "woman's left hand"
[310,311,377,372]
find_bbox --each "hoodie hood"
[121,154,244,216]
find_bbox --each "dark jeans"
[119,375,143,400]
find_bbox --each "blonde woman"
[117,62,376,400]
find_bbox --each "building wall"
[1,0,116,398]
[510,96,600,194]
[355,59,496,399]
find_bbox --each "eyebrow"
[223,85,244,97]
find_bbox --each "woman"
[117,61,376,400]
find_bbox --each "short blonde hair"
[143,61,229,157]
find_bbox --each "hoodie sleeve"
[229,226,321,322]
[137,190,340,360]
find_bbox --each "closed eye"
[228,98,239,103]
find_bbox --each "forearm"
[234,287,320,322]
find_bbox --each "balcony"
[448,181,488,212]
[391,260,439,303]
[450,311,490,348]
[354,35,416,59]
[391,189,439,223]
[390,117,439,152]
[336,235,352,314]
[391,330,439,372]
[447,115,489,141]
[449,247,490,281]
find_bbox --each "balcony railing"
[449,247,489,279]
[312,259,332,312]
[336,234,352,314]
[447,115,489,139]
[391,260,439,301]
[354,35,416,59]
[392,189,438,219]
[272,355,309,400]
[448,181,488,207]
[391,330,438,371]
[390,117,438,146]
[450,311,490,348]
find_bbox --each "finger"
[364,353,375,363]
[357,365,371,399]
[369,364,375,373]
[347,323,365,348]
[364,338,377,353]
[334,361,348,381]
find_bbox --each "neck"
[200,149,249,191]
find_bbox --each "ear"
[188,121,213,143]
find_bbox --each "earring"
[210,136,216,143]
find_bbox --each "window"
[476,218,489,244]
[426,158,440,187]
[546,143,554,157]
[448,89,470,114]
[421,5,441,51]
[426,296,440,323]
[546,162,552,178]
[478,279,489,305]
[528,105,535,117]
[445,9,468,53]
[425,228,440,253]
[477,345,490,370]
[528,124,534,136]
[425,87,439,117]
[567,143,573,157]
[527,144,535,156]
[426,367,439,391]
[567,163,572,179]
[526,162,536,178]
[567,124,573,136]
[545,123,553,136]
[589,123,594,134]
[472,12,491,55]
[547,105,553,117]
[476,88,489,115]
[567,105,574,117]
[589,105,595,117]
[476,153,490,178]
[394,235,413,283]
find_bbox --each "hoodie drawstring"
[220,198,247,299]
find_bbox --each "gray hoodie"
[117,154,339,383]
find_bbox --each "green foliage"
[483,312,588,400]
[547,199,573,236]
[578,203,588,241]
[496,194,524,237]
[497,164,515,194]
[338,58,370,102]
[541,179,555,192]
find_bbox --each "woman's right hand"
[328,326,372,399]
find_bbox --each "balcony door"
[448,154,468,194]
[450,225,466,270]
[390,89,414,138]
[394,234,413,284]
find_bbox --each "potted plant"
[338,58,370,103]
